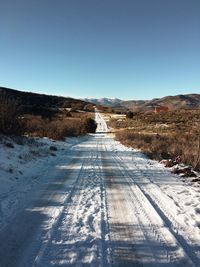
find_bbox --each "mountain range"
[1,87,200,113]
[83,98,123,107]
[84,94,200,112]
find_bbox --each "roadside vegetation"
[0,93,23,135]
[24,115,97,140]
[0,93,97,140]
[109,109,200,171]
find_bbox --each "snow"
[0,112,200,266]
[95,111,109,133]
[0,135,86,231]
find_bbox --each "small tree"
[126,111,134,119]
[83,117,97,133]
[0,93,23,135]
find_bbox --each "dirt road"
[0,113,199,267]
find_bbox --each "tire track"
[34,138,111,267]
[112,151,197,267]
[32,155,88,266]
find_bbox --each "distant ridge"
[123,94,200,111]
[83,97,123,107]
[84,94,200,111]
[1,87,200,113]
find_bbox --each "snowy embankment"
[0,135,86,230]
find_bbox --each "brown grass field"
[108,109,200,171]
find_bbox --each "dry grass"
[109,109,200,170]
[0,94,96,140]
[0,94,24,135]
[24,115,96,140]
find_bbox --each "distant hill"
[83,97,123,107]
[2,87,200,115]
[0,87,92,117]
[85,94,200,112]
[123,94,200,112]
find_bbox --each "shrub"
[126,111,134,119]
[24,116,46,136]
[24,115,97,140]
[83,117,97,133]
[115,130,200,171]
[0,94,23,135]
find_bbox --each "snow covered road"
[1,113,200,266]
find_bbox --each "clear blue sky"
[0,0,199,100]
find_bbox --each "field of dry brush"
[108,109,200,171]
